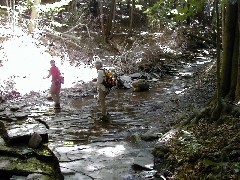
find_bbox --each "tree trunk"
[99,0,106,40]
[228,22,239,100]
[216,0,221,101]
[106,0,116,40]
[235,1,240,100]
[210,1,238,121]
[220,3,238,98]
[221,2,225,48]
[109,0,116,39]
[28,0,41,33]
[128,0,135,36]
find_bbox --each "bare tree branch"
[64,21,91,38]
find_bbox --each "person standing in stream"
[44,60,63,109]
[92,59,109,120]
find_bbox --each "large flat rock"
[0,118,48,144]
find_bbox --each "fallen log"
[186,33,217,47]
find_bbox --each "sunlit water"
[0,25,97,95]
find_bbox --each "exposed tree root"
[182,98,240,126]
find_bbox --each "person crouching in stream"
[92,59,109,120]
[44,60,63,109]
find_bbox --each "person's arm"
[97,70,104,86]
[43,70,51,79]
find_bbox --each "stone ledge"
[0,118,48,145]
[0,110,63,179]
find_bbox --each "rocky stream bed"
[0,46,215,179]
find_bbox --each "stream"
[0,26,213,179]
[45,51,211,180]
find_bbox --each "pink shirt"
[50,66,61,84]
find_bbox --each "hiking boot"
[47,96,53,101]
[54,103,61,109]
[100,114,110,121]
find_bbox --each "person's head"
[94,60,102,70]
[50,60,55,66]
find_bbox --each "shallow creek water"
[45,54,211,180]
[1,55,212,179]
[0,27,213,179]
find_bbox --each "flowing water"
[0,24,213,179]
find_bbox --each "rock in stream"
[0,106,63,179]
